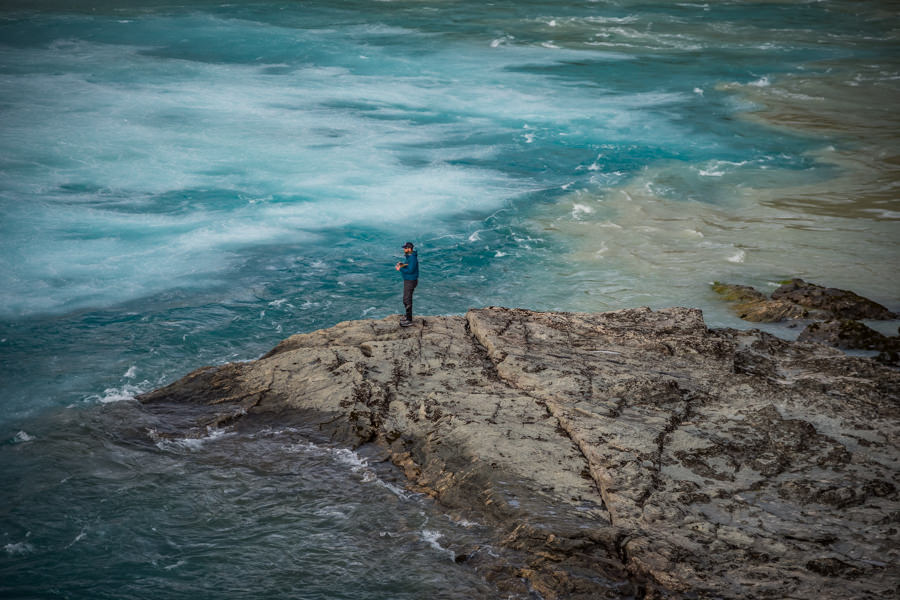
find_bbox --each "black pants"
[402,279,418,320]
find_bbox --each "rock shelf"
[139,306,900,599]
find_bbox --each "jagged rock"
[799,320,900,365]
[138,307,900,599]
[711,282,810,322]
[713,279,897,323]
[772,279,897,321]
[799,319,894,350]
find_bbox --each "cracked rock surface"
[139,306,900,599]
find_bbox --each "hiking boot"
[399,319,413,327]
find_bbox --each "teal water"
[2,1,898,597]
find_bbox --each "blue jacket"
[399,250,419,280]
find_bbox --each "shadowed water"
[2,403,496,599]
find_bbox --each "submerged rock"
[139,307,900,599]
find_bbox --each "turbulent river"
[1,1,897,598]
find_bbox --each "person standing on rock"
[395,242,419,327]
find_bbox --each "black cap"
[403,242,414,249]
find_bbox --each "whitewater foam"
[4,22,590,317]
[287,440,415,499]
[13,431,35,443]
[4,541,34,556]
[571,203,594,219]
[153,426,233,452]
[86,383,145,405]
[420,529,456,561]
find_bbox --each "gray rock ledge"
[138,306,900,599]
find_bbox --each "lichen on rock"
[711,282,809,322]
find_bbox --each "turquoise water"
[1,1,898,597]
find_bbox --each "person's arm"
[397,254,414,272]
[398,254,416,273]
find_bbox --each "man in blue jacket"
[395,242,419,327]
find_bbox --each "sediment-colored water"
[1,1,897,597]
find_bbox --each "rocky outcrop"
[799,319,900,356]
[712,279,897,323]
[710,282,807,322]
[772,279,897,321]
[139,307,900,599]
[713,280,899,365]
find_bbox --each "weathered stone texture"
[139,306,900,599]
